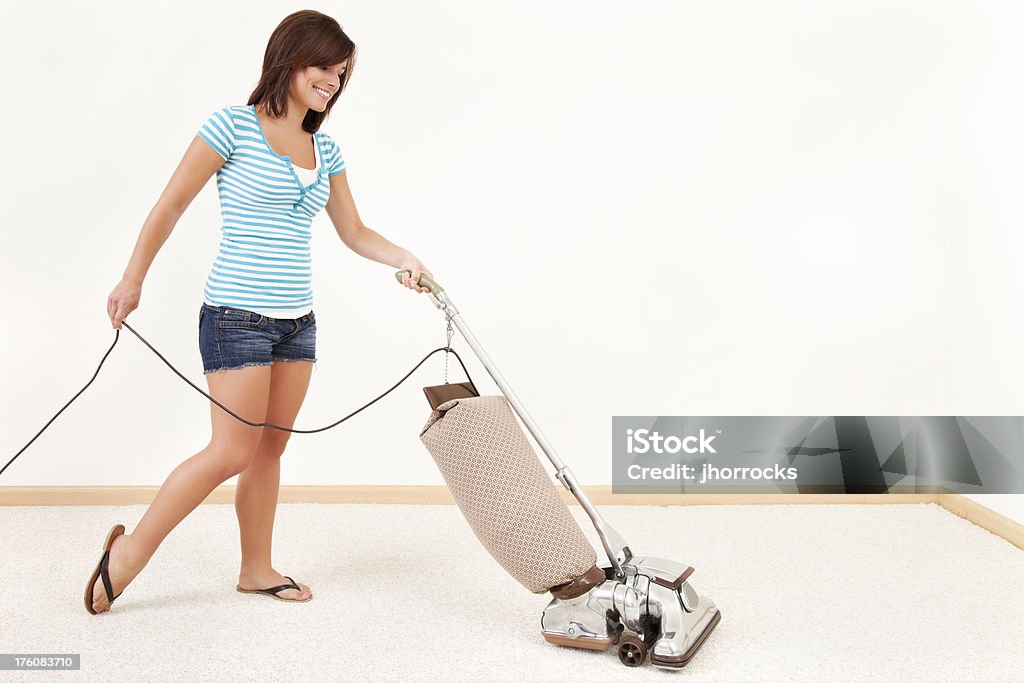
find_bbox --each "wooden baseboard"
[0,485,942,506]
[936,493,1024,552]
[1,486,1020,551]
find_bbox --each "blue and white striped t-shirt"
[196,104,347,318]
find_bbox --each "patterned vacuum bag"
[419,396,598,594]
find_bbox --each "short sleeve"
[197,106,236,161]
[325,136,347,176]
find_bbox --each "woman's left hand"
[399,256,433,294]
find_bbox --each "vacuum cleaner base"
[540,555,721,669]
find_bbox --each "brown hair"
[247,10,357,133]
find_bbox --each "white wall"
[1,2,1022,522]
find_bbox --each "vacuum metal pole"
[396,271,633,577]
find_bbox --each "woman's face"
[290,62,347,112]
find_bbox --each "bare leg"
[90,365,272,613]
[235,359,314,600]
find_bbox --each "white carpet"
[1,502,1021,682]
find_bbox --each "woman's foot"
[90,533,144,613]
[237,568,312,601]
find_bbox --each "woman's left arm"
[323,171,432,293]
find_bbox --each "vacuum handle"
[394,265,633,574]
[394,269,444,295]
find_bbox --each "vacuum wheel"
[617,635,647,667]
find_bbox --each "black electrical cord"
[1,320,476,479]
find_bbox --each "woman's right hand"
[107,278,142,330]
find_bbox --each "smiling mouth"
[313,86,332,100]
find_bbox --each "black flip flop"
[236,575,312,602]
[83,523,126,614]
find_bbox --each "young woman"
[88,10,431,613]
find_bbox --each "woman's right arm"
[108,136,226,329]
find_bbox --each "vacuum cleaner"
[404,271,722,669]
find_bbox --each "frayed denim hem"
[202,361,274,375]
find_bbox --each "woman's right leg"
[90,364,273,613]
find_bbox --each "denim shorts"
[199,303,317,374]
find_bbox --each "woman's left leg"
[235,358,314,600]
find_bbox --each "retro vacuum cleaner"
[404,270,721,669]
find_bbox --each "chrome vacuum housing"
[541,555,720,668]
